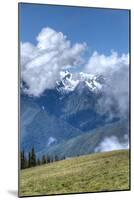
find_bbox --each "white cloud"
[94,136,129,153]
[47,137,57,147]
[85,51,129,119]
[85,51,129,75]
[21,27,86,96]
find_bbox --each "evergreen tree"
[42,154,46,164]
[21,150,27,169]
[21,151,24,169]
[30,147,36,167]
[55,155,59,162]
[28,152,31,168]
[25,156,28,168]
[46,155,50,163]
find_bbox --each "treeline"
[20,147,65,169]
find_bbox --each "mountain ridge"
[20,70,129,156]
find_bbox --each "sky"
[19,3,129,55]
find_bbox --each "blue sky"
[19,3,129,56]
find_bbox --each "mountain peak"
[56,71,104,94]
[56,71,79,94]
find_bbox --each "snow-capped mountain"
[20,70,128,157]
[56,71,79,93]
[21,70,105,96]
[56,71,104,94]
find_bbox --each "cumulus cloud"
[94,135,129,153]
[21,27,86,96]
[85,51,129,120]
[85,51,129,75]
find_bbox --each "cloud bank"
[85,51,129,120]
[94,135,129,153]
[21,27,86,96]
[85,51,129,152]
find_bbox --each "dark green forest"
[20,147,65,169]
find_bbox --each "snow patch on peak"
[60,71,72,79]
[56,71,104,94]
[57,71,79,93]
[77,72,103,92]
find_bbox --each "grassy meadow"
[19,149,130,197]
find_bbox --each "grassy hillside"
[19,149,130,197]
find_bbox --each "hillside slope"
[39,120,128,158]
[19,149,130,197]
[21,96,83,152]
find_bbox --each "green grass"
[19,149,130,197]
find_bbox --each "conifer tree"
[30,147,36,167]
[42,154,46,164]
[28,152,31,168]
[21,150,27,169]
[21,151,24,169]
[55,155,59,162]
[46,155,50,163]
